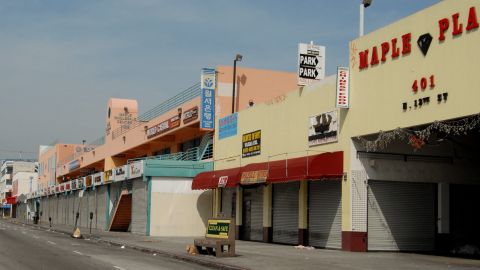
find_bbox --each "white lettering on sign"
[298,43,325,86]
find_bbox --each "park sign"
[298,43,325,86]
[206,219,231,239]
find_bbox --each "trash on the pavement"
[294,245,315,250]
[186,244,197,255]
[451,244,480,255]
[121,245,125,249]
[153,253,157,256]
[71,227,83,239]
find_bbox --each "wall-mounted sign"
[218,176,228,188]
[219,113,238,140]
[240,170,268,185]
[68,159,80,171]
[113,165,127,182]
[183,106,199,124]
[308,110,339,146]
[129,160,144,179]
[242,130,261,158]
[298,43,326,86]
[147,114,181,139]
[336,67,350,108]
[200,68,216,130]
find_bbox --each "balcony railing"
[111,83,201,140]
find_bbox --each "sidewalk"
[9,219,480,270]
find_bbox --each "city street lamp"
[359,0,372,37]
[232,54,243,114]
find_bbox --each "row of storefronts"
[21,0,480,255]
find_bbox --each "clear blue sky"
[0,0,440,159]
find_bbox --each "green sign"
[206,219,231,239]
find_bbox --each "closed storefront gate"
[96,186,107,230]
[368,180,436,251]
[131,179,147,235]
[308,181,342,249]
[242,186,263,241]
[221,188,236,219]
[273,182,299,245]
[450,184,480,250]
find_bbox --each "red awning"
[6,196,16,205]
[192,167,241,190]
[242,151,343,183]
[192,151,343,189]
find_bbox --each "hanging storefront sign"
[298,43,326,86]
[240,170,268,185]
[147,114,181,139]
[65,181,71,191]
[219,113,238,140]
[242,130,261,158]
[200,68,216,130]
[71,180,78,190]
[104,170,112,184]
[183,106,199,124]
[308,110,339,146]
[93,172,103,186]
[85,176,92,188]
[113,165,127,181]
[336,67,350,108]
[129,160,144,179]
[77,178,85,189]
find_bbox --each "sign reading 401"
[298,43,325,86]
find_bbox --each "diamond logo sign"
[417,33,432,56]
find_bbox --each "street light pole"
[232,54,243,114]
[359,0,372,37]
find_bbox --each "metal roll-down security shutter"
[221,188,236,219]
[368,180,436,251]
[308,181,342,249]
[96,186,107,230]
[131,178,147,235]
[273,182,299,245]
[80,190,89,228]
[242,186,263,241]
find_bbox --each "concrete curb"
[8,219,249,270]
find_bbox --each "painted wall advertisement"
[336,67,350,108]
[242,130,261,158]
[129,160,144,179]
[308,110,338,146]
[200,68,216,130]
[219,113,238,140]
[298,43,326,86]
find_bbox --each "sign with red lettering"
[336,67,350,108]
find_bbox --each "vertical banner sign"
[336,67,350,108]
[200,68,216,130]
[298,43,326,86]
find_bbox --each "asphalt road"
[0,219,212,270]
